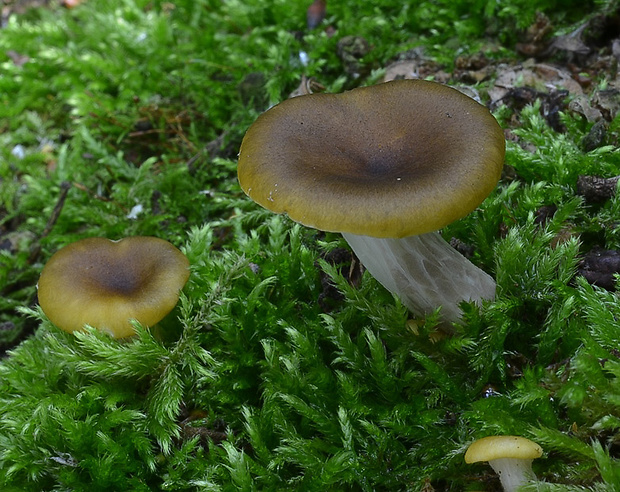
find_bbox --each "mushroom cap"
[465,435,543,464]
[37,236,190,338]
[238,79,505,238]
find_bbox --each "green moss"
[1,0,620,489]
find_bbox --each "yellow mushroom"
[465,435,543,491]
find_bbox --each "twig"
[28,181,71,264]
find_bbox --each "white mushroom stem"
[342,231,496,324]
[488,458,537,492]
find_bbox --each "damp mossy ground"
[1,0,620,490]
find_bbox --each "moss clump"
[1,0,620,490]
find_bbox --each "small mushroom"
[237,79,504,324]
[465,435,543,491]
[37,236,190,338]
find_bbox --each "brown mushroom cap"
[37,236,190,338]
[238,79,505,238]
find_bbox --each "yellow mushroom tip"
[465,435,543,464]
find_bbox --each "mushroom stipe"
[238,79,505,325]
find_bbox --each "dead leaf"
[489,62,583,105]
[288,75,325,98]
[546,22,590,56]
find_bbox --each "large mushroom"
[237,79,505,324]
[37,236,190,338]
